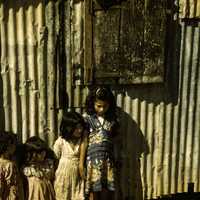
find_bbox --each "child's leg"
[90,191,101,200]
[100,189,114,200]
[89,192,94,200]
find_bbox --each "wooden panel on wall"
[91,0,167,84]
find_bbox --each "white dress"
[53,137,84,200]
[22,159,55,200]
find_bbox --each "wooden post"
[84,0,93,84]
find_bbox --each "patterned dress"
[22,159,55,200]
[84,114,116,195]
[0,158,19,200]
[53,137,84,200]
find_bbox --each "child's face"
[73,124,84,138]
[94,99,110,116]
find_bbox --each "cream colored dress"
[22,159,55,200]
[53,137,84,200]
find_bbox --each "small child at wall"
[22,136,56,200]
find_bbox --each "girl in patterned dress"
[83,86,119,200]
[53,111,87,200]
[0,131,20,200]
[22,136,56,200]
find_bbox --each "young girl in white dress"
[53,111,87,200]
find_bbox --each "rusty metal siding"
[0,1,200,200]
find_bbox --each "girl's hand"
[79,164,85,180]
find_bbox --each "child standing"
[0,131,20,200]
[83,86,119,200]
[53,111,87,200]
[22,136,56,200]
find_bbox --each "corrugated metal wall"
[179,0,200,18]
[0,0,63,146]
[0,0,200,200]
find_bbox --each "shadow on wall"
[0,74,5,130]
[114,108,149,200]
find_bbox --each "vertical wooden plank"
[143,0,166,82]
[184,25,195,186]
[119,0,144,84]
[140,100,147,199]
[84,0,93,84]
[171,103,179,193]
[72,2,84,86]
[146,103,154,198]
[156,102,165,195]
[154,104,160,197]
[115,92,126,199]
[163,103,173,194]
[65,0,72,108]
[26,4,37,137]
[17,5,29,142]
[8,6,18,134]
[0,2,11,131]
[178,24,191,193]
[186,25,199,187]
[179,0,200,18]
[93,9,120,80]
[74,85,81,113]
[192,25,200,191]
[124,95,132,198]
[46,1,56,147]
[37,1,48,140]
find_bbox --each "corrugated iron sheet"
[0,1,200,200]
[179,0,200,18]
[0,0,61,146]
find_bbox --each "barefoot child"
[83,86,119,200]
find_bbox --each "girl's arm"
[79,130,88,179]
[53,137,62,159]
[6,162,18,200]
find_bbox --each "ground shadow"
[113,108,149,200]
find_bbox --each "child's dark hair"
[0,131,17,155]
[25,136,48,151]
[0,134,9,155]
[85,86,117,120]
[24,136,48,161]
[60,111,85,140]
[20,136,56,165]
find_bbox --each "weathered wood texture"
[179,0,200,18]
[92,0,167,84]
